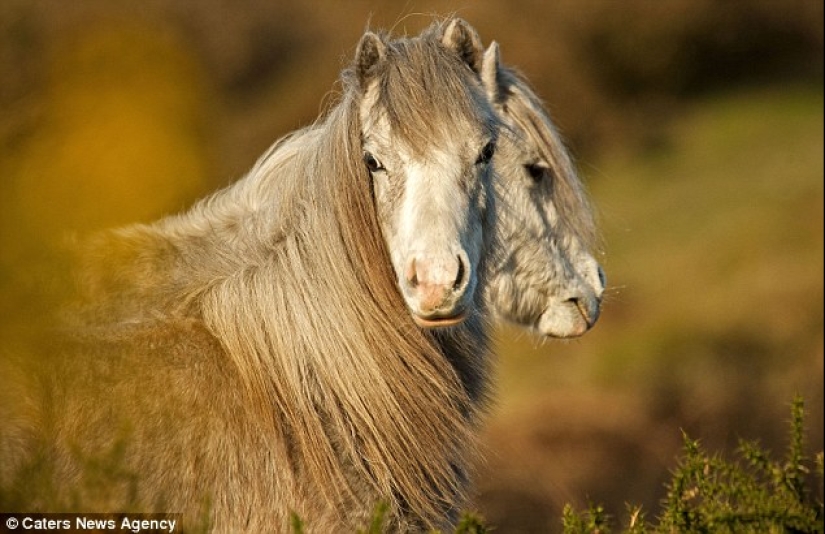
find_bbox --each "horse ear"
[355,32,386,87]
[481,41,501,102]
[440,18,483,74]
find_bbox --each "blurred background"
[0,0,821,531]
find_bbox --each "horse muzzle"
[402,251,475,328]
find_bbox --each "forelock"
[368,34,496,156]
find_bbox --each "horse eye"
[476,141,496,166]
[524,163,549,183]
[363,152,384,173]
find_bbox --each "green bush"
[563,397,823,534]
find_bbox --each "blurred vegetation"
[0,1,822,532]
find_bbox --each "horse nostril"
[566,296,586,321]
[453,255,466,290]
[567,295,599,328]
[597,266,607,289]
[405,259,419,288]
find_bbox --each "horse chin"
[412,311,468,329]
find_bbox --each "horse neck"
[77,127,320,318]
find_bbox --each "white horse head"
[355,20,499,328]
[482,42,605,338]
